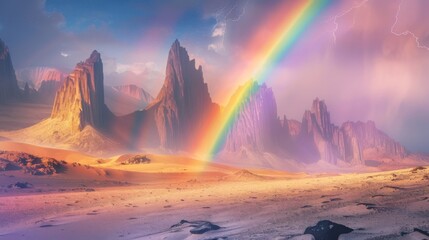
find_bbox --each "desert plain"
[0,140,428,240]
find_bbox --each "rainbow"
[195,0,331,160]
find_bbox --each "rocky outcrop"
[112,84,154,102]
[340,121,407,162]
[297,99,338,164]
[51,50,110,131]
[145,40,219,149]
[0,151,67,175]
[0,38,20,103]
[105,84,154,116]
[16,67,66,90]
[213,85,408,167]
[223,81,282,153]
[293,98,407,165]
[304,220,353,240]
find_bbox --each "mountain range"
[0,38,425,170]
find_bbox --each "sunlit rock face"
[223,81,283,153]
[51,50,110,131]
[146,40,219,149]
[0,38,20,103]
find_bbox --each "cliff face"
[223,81,282,153]
[51,50,109,131]
[0,38,20,103]
[112,84,154,103]
[340,121,407,162]
[145,40,219,149]
[292,98,407,165]
[16,67,66,90]
[297,99,338,163]
[104,84,154,116]
[212,86,408,166]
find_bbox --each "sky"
[0,0,429,153]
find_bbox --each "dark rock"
[0,151,66,175]
[411,166,426,173]
[304,220,353,240]
[413,228,429,237]
[0,38,21,103]
[118,154,150,165]
[8,182,33,189]
[39,224,54,228]
[170,219,221,235]
[0,158,20,171]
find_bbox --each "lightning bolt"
[330,0,429,51]
[390,0,429,50]
[210,0,248,52]
[226,0,248,22]
[331,0,369,44]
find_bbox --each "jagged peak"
[311,98,328,112]
[169,39,183,55]
[86,50,101,64]
[173,38,180,47]
[167,40,204,74]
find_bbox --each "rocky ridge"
[222,85,409,166]
[144,39,219,149]
[223,81,282,153]
[16,67,66,90]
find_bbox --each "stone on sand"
[304,220,353,240]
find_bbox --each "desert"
[0,142,428,239]
[1,1,429,239]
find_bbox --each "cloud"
[212,22,226,37]
[104,68,164,96]
[270,0,429,152]
[116,62,158,75]
[0,0,117,70]
[60,52,69,57]
[208,43,223,52]
[207,0,248,53]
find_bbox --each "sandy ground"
[0,103,51,131]
[0,143,429,240]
